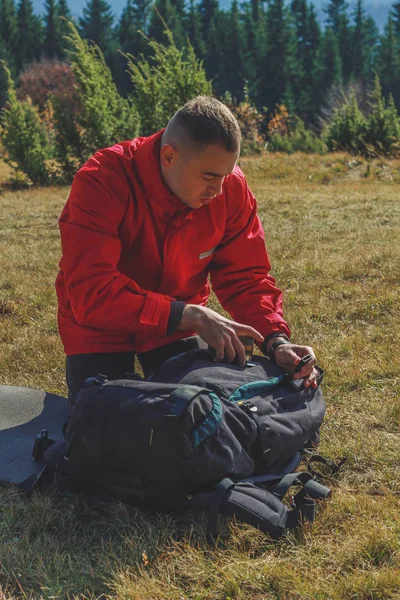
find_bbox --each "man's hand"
[178,304,264,367]
[267,340,318,388]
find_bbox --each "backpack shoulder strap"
[189,473,331,544]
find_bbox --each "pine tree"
[198,0,218,32]
[389,0,400,110]
[48,0,73,60]
[242,0,266,102]
[391,0,400,35]
[363,16,379,78]
[262,0,296,113]
[319,27,342,92]
[325,0,352,82]
[0,0,18,70]
[122,0,151,37]
[197,0,221,84]
[352,0,369,81]
[118,0,135,42]
[148,0,186,49]
[57,0,72,49]
[117,0,151,95]
[186,0,205,59]
[306,4,324,122]
[118,0,149,56]
[57,0,71,20]
[290,0,309,117]
[15,0,43,72]
[339,13,353,82]
[203,12,224,89]
[291,0,308,47]
[308,3,320,49]
[219,0,245,101]
[375,16,400,106]
[44,0,61,59]
[325,0,347,33]
[79,0,115,55]
[0,41,10,107]
[172,0,186,22]
[263,0,287,109]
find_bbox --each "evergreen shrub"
[56,22,140,162]
[0,56,10,110]
[324,76,400,156]
[363,75,400,156]
[0,62,53,185]
[127,29,212,136]
[51,93,86,183]
[222,90,265,154]
[268,117,326,154]
[323,94,368,154]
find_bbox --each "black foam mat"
[0,386,68,488]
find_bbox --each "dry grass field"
[0,153,399,599]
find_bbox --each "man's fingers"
[293,363,316,379]
[274,345,317,379]
[304,379,316,388]
[213,334,246,366]
[234,324,264,343]
[231,335,246,367]
[303,368,319,388]
[292,347,316,378]
[277,347,309,371]
[214,343,225,362]
[222,335,237,364]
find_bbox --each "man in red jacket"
[56,96,318,403]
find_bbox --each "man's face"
[160,143,239,210]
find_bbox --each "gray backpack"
[43,349,332,542]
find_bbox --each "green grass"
[0,153,399,599]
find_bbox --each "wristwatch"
[266,333,291,362]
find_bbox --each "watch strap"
[262,332,290,357]
[263,331,290,345]
[269,338,291,363]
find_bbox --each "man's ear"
[160,143,178,169]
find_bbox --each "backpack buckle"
[307,453,347,479]
[237,400,258,412]
[32,429,53,461]
[83,373,108,387]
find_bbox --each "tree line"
[1,13,400,188]
[2,0,400,125]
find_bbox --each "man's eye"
[203,176,213,181]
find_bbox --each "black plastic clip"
[32,429,53,461]
[293,353,313,374]
[83,373,108,388]
[307,453,347,479]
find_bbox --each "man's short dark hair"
[162,96,241,154]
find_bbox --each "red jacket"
[56,130,290,355]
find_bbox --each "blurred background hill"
[32,0,392,29]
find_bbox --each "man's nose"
[209,177,224,196]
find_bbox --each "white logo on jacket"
[199,247,216,260]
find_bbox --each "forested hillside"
[2,0,400,127]
[31,0,392,31]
